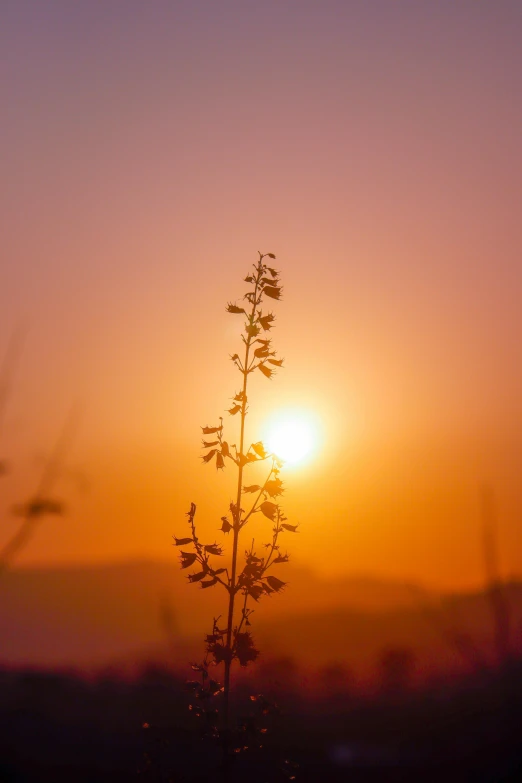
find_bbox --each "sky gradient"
[2,1,521,589]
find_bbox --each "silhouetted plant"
[173,252,296,768]
[0,378,78,572]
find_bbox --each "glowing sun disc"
[264,413,319,464]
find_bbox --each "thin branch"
[0,403,82,571]
[241,460,277,528]
[235,589,251,636]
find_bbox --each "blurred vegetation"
[1,654,521,781]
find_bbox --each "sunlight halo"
[263,410,320,465]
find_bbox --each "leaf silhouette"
[202,425,222,434]
[226,303,246,314]
[202,440,219,448]
[201,578,218,589]
[221,441,230,457]
[42,499,65,515]
[228,404,241,415]
[248,585,263,601]
[243,484,261,493]
[263,286,282,300]
[268,358,284,367]
[188,571,206,583]
[173,536,193,546]
[220,518,232,533]
[205,543,223,556]
[257,364,273,379]
[273,553,289,563]
[267,253,276,260]
[234,631,259,666]
[202,449,217,463]
[180,551,198,569]
[265,575,286,592]
[281,523,298,533]
[259,501,277,520]
[14,498,64,517]
[251,442,266,459]
[258,314,275,330]
[215,452,225,470]
[265,479,284,498]
[208,641,232,665]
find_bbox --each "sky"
[1,0,521,589]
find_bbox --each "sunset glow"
[2,6,522,776]
[1,1,521,591]
[264,412,319,465]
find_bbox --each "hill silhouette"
[1,560,520,681]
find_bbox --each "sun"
[263,411,319,465]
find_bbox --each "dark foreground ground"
[1,660,521,782]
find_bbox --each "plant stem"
[222,260,262,741]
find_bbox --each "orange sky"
[1,1,521,589]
